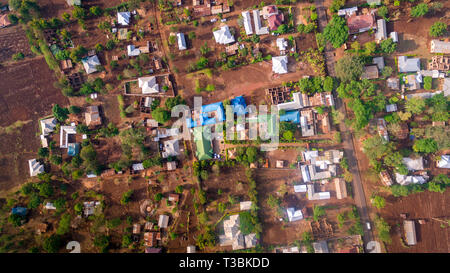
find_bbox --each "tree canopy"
[335,54,364,83]
[323,15,349,48]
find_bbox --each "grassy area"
[0,120,32,135]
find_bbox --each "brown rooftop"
[347,14,375,34]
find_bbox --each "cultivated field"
[0,57,68,194]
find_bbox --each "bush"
[152,107,170,124]
[410,3,429,17]
[429,21,447,37]
[56,213,71,235]
[423,76,432,90]
[323,15,349,48]
[12,52,25,61]
[120,190,134,205]
[43,235,62,253]
[413,138,438,154]
[380,38,397,54]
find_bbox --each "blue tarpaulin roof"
[280,110,300,124]
[186,101,225,128]
[231,96,248,116]
[11,207,27,216]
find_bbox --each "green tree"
[335,54,364,83]
[374,216,391,244]
[56,213,71,235]
[371,195,386,209]
[429,21,447,37]
[323,15,349,48]
[93,235,110,253]
[410,3,429,17]
[38,147,49,158]
[89,6,102,17]
[413,138,438,154]
[43,235,62,253]
[405,97,425,114]
[378,6,389,19]
[380,38,397,54]
[52,104,69,122]
[323,76,334,92]
[152,107,171,124]
[246,146,258,163]
[423,76,432,90]
[313,205,326,221]
[120,190,134,205]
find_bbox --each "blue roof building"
[230,96,248,116]
[280,110,300,124]
[186,101,225,128]
[11,207,27,217]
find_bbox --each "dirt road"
[314,0,375,251]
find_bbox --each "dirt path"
[314,0,374,251]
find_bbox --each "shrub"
[429,21,447,37]
[410,3,429,18]
[423,76,432,90]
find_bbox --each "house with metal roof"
[127,45,141,56]
[403,157,424,171]
[242,11,253,35]
[294,184,307,193]
[403,220,417,245]
[139,76,159,94]
[367,0,381,5]
[60,125,77,148]
[385,104,398,112]
[372,56,385,71]
[213,25,235,45]
[387,77,400,90]
[334,178,347,199]
[177,33,187,50]
[437,155,450,168]
[161,139,180,158]
[375,19,387,41]
[276,37,288,51]
[40,117,57,136]
[66,0,81,6]
[28,159,44,177]
[398,56,420,73]
[253,9,269,35]
[395,173,428,186]
[276,92,304,111]
[240,201,252,211]
[186,245,196,253]
[390,32,398,43]
[82,55,101,74]
[158,215,169,228]
[286,207,303,222]
[361,65,379,79]
[337,7,358,16]
[313,241,329,253]
[347,13,376,34]
[307,183,331,200]
[430,40,450,54]
[272,56,288,74]
[268,12,284,31]
[193,127,213,160]
[117,11,131,26]
[85,105,101,127]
